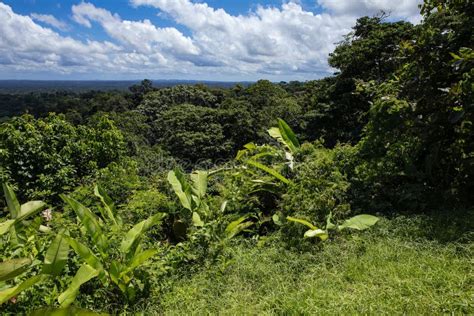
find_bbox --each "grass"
[148,217,473,315]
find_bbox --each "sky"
[0,0,423,81]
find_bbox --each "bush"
[125,188,171,224]
[0,114,124,202]
[281,143,353,224]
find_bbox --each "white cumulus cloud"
[317,0,423,23]
[71,2,199,57]
[130,0,355,77]
[30,13,70,31]
[0,1,423,80]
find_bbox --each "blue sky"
[0,0,422,81]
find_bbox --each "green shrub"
[281,142,353,226]
[0,114,125,202]
[125,188,171,224]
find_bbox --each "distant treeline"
[0,79,252,94]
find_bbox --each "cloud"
[0,1,423,80]
[30,13,69,31]
[71,2,199,57]
[130,0,355,77]
[317,0,423,23]
[0,3,120,75]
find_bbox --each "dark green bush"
[0,114,125,202]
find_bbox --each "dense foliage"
[0,0,472,314]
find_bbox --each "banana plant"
[58,186,165,307]
[0,183,48,245]
[236,143,291,185]
[286,213,380,241]
[268,118,300,170]
[235,118,299,186]
[0,231,70,304]
[1,183,68,305]
[167,169,209,227]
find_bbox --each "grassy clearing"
[149,217,473,315]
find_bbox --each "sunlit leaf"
[190,171,207,199]
[120,213,165,256]
[304,229,329,240]
[286,216,317,230]
[192,212,204,227]
[246,160,290,184]
[0,275,43,305]
[60,195,108,254]
[17,201,46,222]
[42,233,70,276]
[63,236,104,279]
[2,183,20,219]
[225,215,254,239]
[338,214,379,231]
[0,258,31,282]
[167,170,192,211]
[0,220,15,236]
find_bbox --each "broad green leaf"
[29,307,109,316]
[121,249,157,276]
[192,212,204,227]
[338,214,380,231]
[225,216,249,235]
[63,236,104,280]
[94,185,120,228]
[39,225,53,234]
[42,233,70,276]
[58,264,99,308]
[167,170,192,211]
[190,171,208,199]
[0,258,31,282]
[225,216,254,239]
[2,183,20,219]
[278,118,300,152]
[120,213,165,255]
[268,127,283,142]
[304,229,329,241]
[17,201,46,222]
[61,195,108,254]
[0,219,15,235]
[246,160,291,184]
[267,119,300,153]
[192,195,201,208]
[0,275,43,304]
[286,216,317,230]
[227,222,253,239]
[109,261,127,293]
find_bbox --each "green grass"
[149,217,473,315]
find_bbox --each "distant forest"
[0,80,250,94]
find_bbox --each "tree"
[129,79,154,106]
[0,114,125,202]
